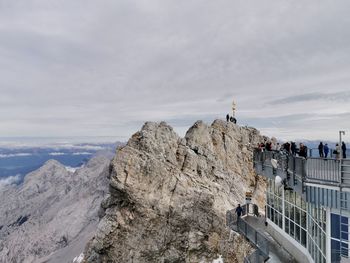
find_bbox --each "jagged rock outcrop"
[0,155,111,263]
[83,120,267,263]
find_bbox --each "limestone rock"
[0,156,111,263]
[83,120,267,263]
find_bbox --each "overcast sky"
[0,1,349,141]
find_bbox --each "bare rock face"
[0,156,111,263]
[83,120,267,263]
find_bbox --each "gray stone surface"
[83,120,268,263]
[0,155,111,263]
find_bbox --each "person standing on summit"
[226,114,229,122]
[318,142,324,158]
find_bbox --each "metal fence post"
[262,152,265,171]
[302,158,306,193]
[293,157,296,185]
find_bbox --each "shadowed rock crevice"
[83,119,268,263]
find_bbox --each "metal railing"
[226,204,269,263]
[226,204,260,229]
[226,209,238,231]
[294,157,306,183]
[254,150,343,186]
[244,249,264,263]
[308,148,350,158]
[237,218,269,260]
[306,157,341,184]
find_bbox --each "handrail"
[226,209,238,231]
[254,150,343,186]
[237,218,269,260]
[306,158,341,184]
[244,249,263,263]
[226,204,260,229]
[226,204,269,263]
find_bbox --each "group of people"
[258,141,281,152]
[226,114,237,124]
[257,139,347,160]
[257,140,309,158]
[317,142,330,158]
[318,142,346,159]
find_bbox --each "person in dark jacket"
[299,143,308,158]
[324,143,329,158]
[318,142,324,158]
[342,142,347,159]
[291,142,297,155]
[235,204,243,218]
[226,114,230,122]
[283,142,291,154]
[265,142,272,151]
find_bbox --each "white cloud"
[0,153,32,158]
[0,139,118,149]
[0,174,21,188]
[0,1,350,140]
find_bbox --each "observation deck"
[254,150,350,203]
[252,150,350,262]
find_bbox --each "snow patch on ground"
[65,166,80,173]
[72,253,84,263]
[212,255,224,263]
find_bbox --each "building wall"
[266,179,327,262]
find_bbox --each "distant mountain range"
[0,141,124,185]
[299,140,347,149]
[0,154,111,263]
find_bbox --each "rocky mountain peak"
[43,159,66,168]
[0,156,111,263]
[83,119,267,263]
[127,121,179,161]
[23,159,68,185]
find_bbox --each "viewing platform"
[254,150,350,199]
[253,150,350,262]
